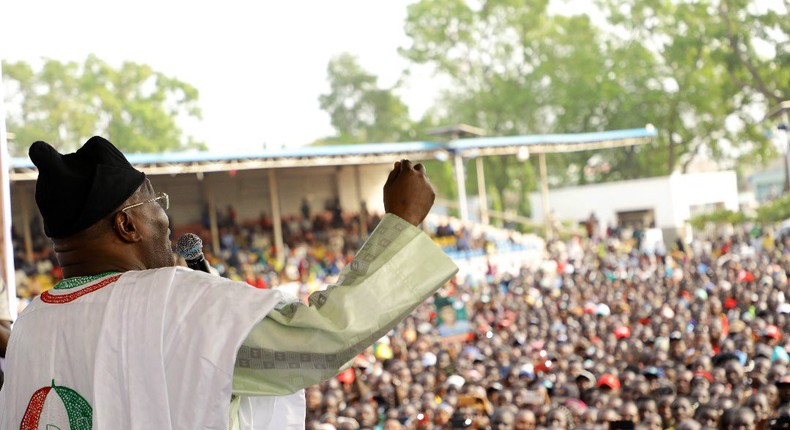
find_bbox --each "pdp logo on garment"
[20,380,92,430]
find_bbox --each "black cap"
[712,352,740,367]
[30,137,146,238]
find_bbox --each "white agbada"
[0,267,284,430]
[236,393,306,429]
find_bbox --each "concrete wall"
[529,176,674,230]
[529,171,739,232]
[667,171,740,226]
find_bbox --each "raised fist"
[383,160,436,226]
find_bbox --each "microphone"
[176,233,211,274]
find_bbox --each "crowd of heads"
[12,205,790,430]
[303,224,790,430]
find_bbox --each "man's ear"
[112,211,143,243]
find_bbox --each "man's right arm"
[232,160,457,396]
[232,213,457,396]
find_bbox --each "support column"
[539,153,552,240]
[454,154,469,222]
[475,157,489,225]
[0,62,17,319]
[355,165,368,236]
[20,186,33,263]
[204,175,220,256]
[268,169,284,265]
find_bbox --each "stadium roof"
[9,126,656,180]
[449,127,657,156]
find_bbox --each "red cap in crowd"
[336,368,355,384]
[693,370,714,383]
[737,270,755,283]
[614,326,631,340]
[763,324,782,340]
[597,374,621,390]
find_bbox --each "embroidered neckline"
[53,272,119,290]
[42,274,122,304]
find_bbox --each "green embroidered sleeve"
[231,214,458,396]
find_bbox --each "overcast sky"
[1,0,439,153]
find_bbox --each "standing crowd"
[8,207,790,430]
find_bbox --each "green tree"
[2,55,203,155]
[316,53,414,144]
[401,0,667,188]
[314,55,472,212]
[401,0,786,186]
[399,0,668,220]
[715,0,788,106]
[599,0,786,172]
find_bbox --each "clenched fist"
[383,160,435,226]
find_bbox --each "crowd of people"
[9,207,790,430]
[294,226,790,430]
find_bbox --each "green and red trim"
[41,274,122,304]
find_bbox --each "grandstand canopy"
[8,127,657,181]
[449,127,656,156]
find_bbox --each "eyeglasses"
[120,192,169,212]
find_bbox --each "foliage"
[393,0,669,212]
[319,0,787,223]
[689,196,790,228]
[400,0,787,183]
[598,0,785,172]
[756,194,790,224]
[688,208,748,230]
[315,53,414,145]
[401,0,668,183]
[2,55,204,155]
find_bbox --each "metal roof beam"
[9,151,443,181]
[458,136,654,157]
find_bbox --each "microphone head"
[176,233,204,261]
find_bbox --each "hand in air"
[383,160,435,226]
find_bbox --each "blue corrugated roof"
[10,127,656,169]
[449,127,657,150]
[11,141,446,168]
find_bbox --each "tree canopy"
[316,53,414,145]
[316,0,787,219]
[400,0,786,180]
[2,55,204,155]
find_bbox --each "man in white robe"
[0,137,457,430]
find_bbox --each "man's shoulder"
[117,267,228,296]
[170,266,225,283]
[126,267,284,307]
[167,267,283,298]
[140,266,239,288]
[149,268,286,324]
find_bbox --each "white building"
[529,171,740,243]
